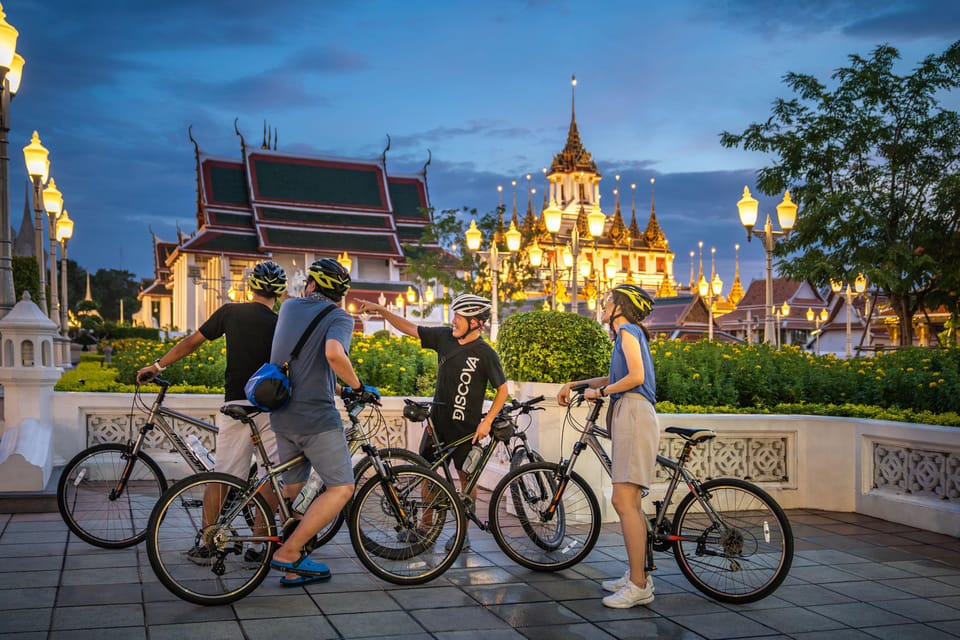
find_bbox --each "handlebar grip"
[528,395,545,405]
[571,382,589,392]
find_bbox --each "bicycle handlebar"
[503,395,545,415]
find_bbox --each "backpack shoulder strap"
[289,304,337,361]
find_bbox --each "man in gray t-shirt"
[266,258,372,586]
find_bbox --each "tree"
[721,41,960,346]
[402,206,540,318]
[12,255,40,306]
[91,268,141,323]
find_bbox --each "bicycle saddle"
[664,426,717,442]
[220,404,262,420]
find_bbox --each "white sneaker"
[602,578,655,608]
[602,570,654,593]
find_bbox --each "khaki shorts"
[215,412,278,479]
[610,393,660,489]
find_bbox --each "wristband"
[599,385,607,397]
[153,359,166,372]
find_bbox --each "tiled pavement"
[1,508,959,639]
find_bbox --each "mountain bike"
[390,395,546,546]
[57,377,224,548]
[145,394,465,605]
[489,383,794,604]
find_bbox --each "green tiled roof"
[182,231,261,254]
[208,209,254,227]
[260,227,401,257]
[251,155,387,209]
[257,206,392,229]
[388,178,429,221]
[205,161,249,206]
[397,225,428,242]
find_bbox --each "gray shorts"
[610,393,660,489]
[276,429,354,488]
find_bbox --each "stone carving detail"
[653,435,789,484]
[873,442,958,501]
[87,412,218,453]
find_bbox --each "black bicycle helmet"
[307,258,351,301]
[450,294,492,321]
[248,261,287,296]
[611,284,654,320]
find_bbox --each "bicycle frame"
[415,406,540,531]
[112,380,219,498]
[557,387,728,570]
[215,400,414,546]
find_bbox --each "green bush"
[99,323,161,341]
[497,311,612,383]
[350,332,437,396]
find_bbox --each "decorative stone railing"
[47,388,959,537]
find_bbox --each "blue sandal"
[270,553,331,577]
[280,573,331,587]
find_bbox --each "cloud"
[843,1,960,39]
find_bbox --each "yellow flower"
[692,372,700,379]
[400,367,407,372]
[357,358,364,364]
[929,381,937,388]
[184,365,190,370]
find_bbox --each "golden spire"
[551,74,598,175]
[642,177,668,249]
[728,242,745,306]
[628,182,640,245]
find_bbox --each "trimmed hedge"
[497,311,612,383]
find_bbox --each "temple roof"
[181,144,433,263]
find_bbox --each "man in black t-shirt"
[358,293,508,549]
[137,261,287,563]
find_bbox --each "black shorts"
[418,425,474,471]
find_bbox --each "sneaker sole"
[602,593,655,608]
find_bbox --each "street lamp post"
[737,187,798,344]
[43,177,63,323]
[831,273,867,358]
[57,209,73,364]
[806,307,828,355]
[772,301,790,348]
[465,212,520,341]
[542,198,563,311]
[23,130,50,313]
[0,4,22,315]
[587,206,606,322]
[698,269,723,341]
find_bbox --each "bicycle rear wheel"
[489,462,600,571]
[672,478,794,604]
[57,443,167,548]
[146,472,275,606]
[349,465,465,585]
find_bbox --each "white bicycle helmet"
[450,293,491,321]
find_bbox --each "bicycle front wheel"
[673,478,794,604]
[146,472,276,606]
[306,447,432,550]
[489,462,600,571]
[349,465,465,585]
[57,443,167,548]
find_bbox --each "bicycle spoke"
[672,479,793,603]
[147,474,274,606]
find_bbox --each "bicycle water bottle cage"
[402,399,430,422]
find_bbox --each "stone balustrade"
[47,387,959,537]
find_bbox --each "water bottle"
[185,434,215,470]
[462,444,484,475]
[293,470,324,514]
